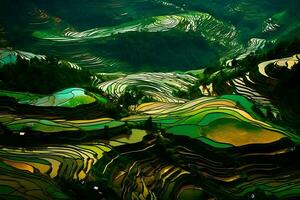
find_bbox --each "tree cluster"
[117,86,155,108]
[172,83,202,100]
[0,56,91,94]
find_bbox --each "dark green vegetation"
[1,0,300,200]
[1,0,300,72]
[118,86,156,108]
[205,37,300,131]
[173,82,203,100]
[0,56,90,94]
[90,31,220,71]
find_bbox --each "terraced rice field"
[33,11,239,47]
[0,49,82,70]
[2,122,298,199]
[226,38,266,66]
[226,53,300,120]
[122,95,299,147]
[0,89,123,134]
[0,129,146,180]
[0,162,68,200]
[97,72,197,103]
[263,18,280,33]
[258,54,300,78]
[28,10,245,72]
[0,129,147,199]
[91,129,300,199]
[227,74,275,110]
[2,117,124,133]
[18,88,107,108]
[1,1,300,199]
[0,49,46,65]
[1,73,300,199]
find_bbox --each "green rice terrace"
[0,0,300,200]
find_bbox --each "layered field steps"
[33,11,238,46]
[97,72,197,103]
[1,82,300,199]
[1,1,300,198]
[29,11,244,72]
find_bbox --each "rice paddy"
[122,94,296,147]
[97,72,197,103]
[1,1,300,199]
